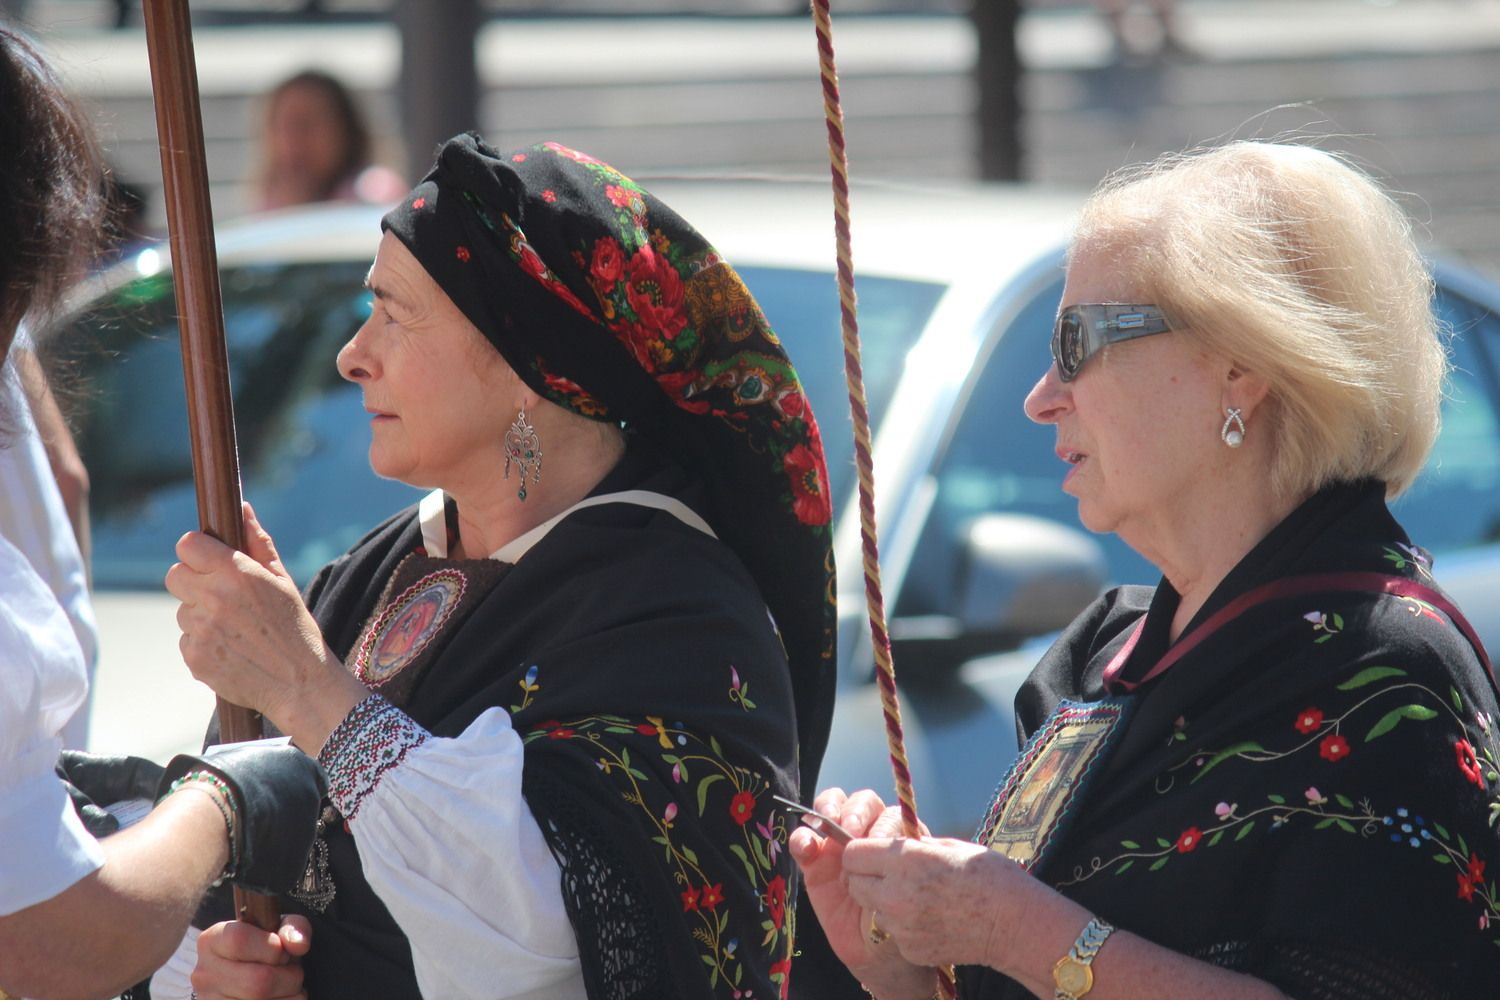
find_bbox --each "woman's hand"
[789,788,938,999]
[166,502,366,750]
[841,833,1036,972]
[191,916,311,1000]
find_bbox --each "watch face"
[1055,959,1092,995]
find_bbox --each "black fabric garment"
[279,442,808,998]
[962,480,1500,1000]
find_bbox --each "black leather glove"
[159,742,327,896]
[55,750,166,837]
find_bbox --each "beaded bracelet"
[164,770,240,882]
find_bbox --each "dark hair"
[0,24,107,360]
[260,70,373,202]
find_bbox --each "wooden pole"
[140,0,279,932]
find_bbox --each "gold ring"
[866,909,891,947]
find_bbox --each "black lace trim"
[1194,939,1453,1000]
[536,789,680,1000]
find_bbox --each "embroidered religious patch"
[354,568,468,684]
[349,553,509,706]
[975,698,1132,870]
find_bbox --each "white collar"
[416,488,716,564]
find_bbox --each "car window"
[55,260,424,589]
[735,265,947,504]
[1390,287,1500,554]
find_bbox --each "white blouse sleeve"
[0,537,102,916]
[318,696,586,1000]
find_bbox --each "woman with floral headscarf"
[164,134,837,1000]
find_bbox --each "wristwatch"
[1052,917,1115,999]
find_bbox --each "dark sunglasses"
[1051,304,1175,382]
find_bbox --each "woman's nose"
[337,313,377,383]
[1023,364,1072,425]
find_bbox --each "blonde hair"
[1072,141,1445,499]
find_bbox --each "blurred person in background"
[792,141,1499,999]
[0,23,324,1000]
[1096,0,1188,59]
[252,69,405,212]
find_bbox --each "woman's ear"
[1224,364,1271,423]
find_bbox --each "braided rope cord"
[808,2,956,996]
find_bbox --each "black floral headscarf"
[382,134,836,792]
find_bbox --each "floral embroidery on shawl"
[1052,607,1500,946]
[524,713,797,997]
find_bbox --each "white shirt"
[0,532,102,915]
[0,353,99,749]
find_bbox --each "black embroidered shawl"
[961,481,1500,1000]
[284,443,807,999]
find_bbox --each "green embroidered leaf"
[1208,830,1225,847]
[729,843,757,884]
[750,832,770,870]
[740,696,757,709]
[627,767,649,781]
[1236,821,1256,841]
[682,846,699,866]
[710,734,725,759]
[599,713,629,723]
[697,773,725,815]
[1115,860,1134,874]
[1435,822,1452,840]
[1337,666,1407,691]
[1434,854,1453,865]
[718,910,730,934]
[604,726,635,735]
[1332,613,1344,629]
[1190,742,1266,783]
[620,747,632,769]
[1335,794,1355,809]
[1315,635,1333,644]
[1335,819,1357,834]
[1155,837,1172,849]
[1267,793,1286,805]
[1148,857,1170,872]
[1460,832,1471,857]
[1452,686,1466,713]
[735,964,744,986]
[1365,704,1438,742]
[1315,818,1337,830]
[1120,840,1141,849]
[662,754,680,764]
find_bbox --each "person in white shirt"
[0,23,325,1000]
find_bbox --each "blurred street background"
[9,0,1500,274]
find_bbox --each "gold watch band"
[1052,916,1115,999]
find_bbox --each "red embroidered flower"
[1294,707,1324,734]
[516,240,548,281]
[605,183,637,209]
[1175,827,1202,853]
[1456,739,1485,787]
[541,189,557,203]
[623,246,686,341]
[1318,734,1350,762]
[764,874,787,929]
[1468,853,1487,883]
[539,720,562,730]
[729,790,757,826]
[1458,870,1478,902]
[776,390,806,419]
[547,727,575,739]
[783,443,831,526]
[411,196,426,209]
[770,958,792,1000]
[680,885,699,912]
[590,236,625,285]
[512,153,527,162]
[699,882,724,909]
[455,245,471,263]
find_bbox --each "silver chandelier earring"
[503,407,542,501]
[1221,407,1246,448]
